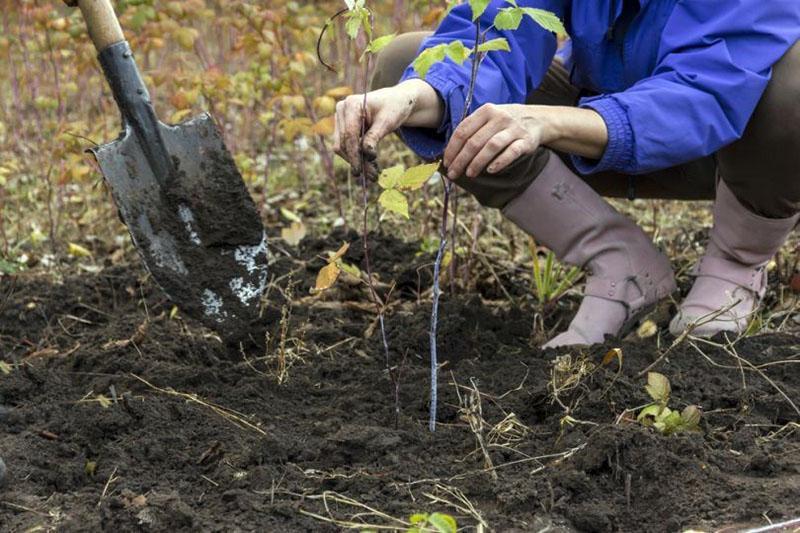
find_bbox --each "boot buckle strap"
[584,275,647,314]
[691,256,766,294]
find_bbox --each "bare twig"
[131,374,267,436]
[97,466,119,507]
[636,299,740,378]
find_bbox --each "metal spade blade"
[66,0,268,341]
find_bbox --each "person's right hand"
[333,79,443,178]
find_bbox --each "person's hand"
[443,103,549,180]
[333,79,442,179]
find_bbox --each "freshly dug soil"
[0,231,798,532]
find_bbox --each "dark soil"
[0,231,798,532]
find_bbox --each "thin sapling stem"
[429,20,485,432]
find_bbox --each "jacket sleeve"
[573,1,800,175]
[398,0,564,160]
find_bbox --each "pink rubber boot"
[669,180,799,337]
[503,154,676,348]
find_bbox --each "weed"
[637,372,701,435]
[529,238,582,306]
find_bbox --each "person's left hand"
[443,103,547,180]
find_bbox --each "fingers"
[362,111,394,154]
[446,118,507,180]
[443,104,493,170]
[343,97,366,174]
[488,138,538,175]
[333,95,368,174]
[465,130,516,178]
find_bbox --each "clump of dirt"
[0,232,798,532]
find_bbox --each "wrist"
[397,79,444,129]
[518,104,564,146]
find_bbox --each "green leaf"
[0,259,20,275]
[427,512,458,533]
[378,164,404,189]
[477,37,510,53]
[493,7,523,30]
[636,403,662,425]
[645,372,671,405]
[379,189,409,218]
[366,33,396,55]
[345,14,361,39]
[398,162,439,190]
[339,261,362,279]
[413,44,447,79]
[344,7,370,39]
[522,7,567,37]
[444,40,472,65]
[469,0,491,21]
[660,409,683,435]
[409,514,427,525]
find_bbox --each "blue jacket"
[399,0,800,175]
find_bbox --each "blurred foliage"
[0,0,450,270]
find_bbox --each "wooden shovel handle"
[64,0,125,52]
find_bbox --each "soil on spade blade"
[0,231,798,532]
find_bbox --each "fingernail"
[488,165,496,174]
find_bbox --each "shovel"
[66,0,268,341]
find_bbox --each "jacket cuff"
[571,96,635,175]
[397,66,466,161]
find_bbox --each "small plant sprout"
[407,512,458,533]
[529,238,582,306]
[637,372,702,435]
[311,242,361,294]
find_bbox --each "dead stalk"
[131,374,267,436]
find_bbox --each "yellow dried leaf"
[68,242,92,258]
[602,347,623,367]
[328,242,350,262]
[423,7,446,26]
[96,394,112,409]
[0,361,12,374]
[313,95,336,116]
[280,221,307,246]
[174,27,198,50]
[311,116,335,136]
[637,319,658,339]
[325,86,353,99]
[169,305,179,320]
[279,208,302,223]
[169,109,193,124]
[645,372,671,404]
[313,262,341,293]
